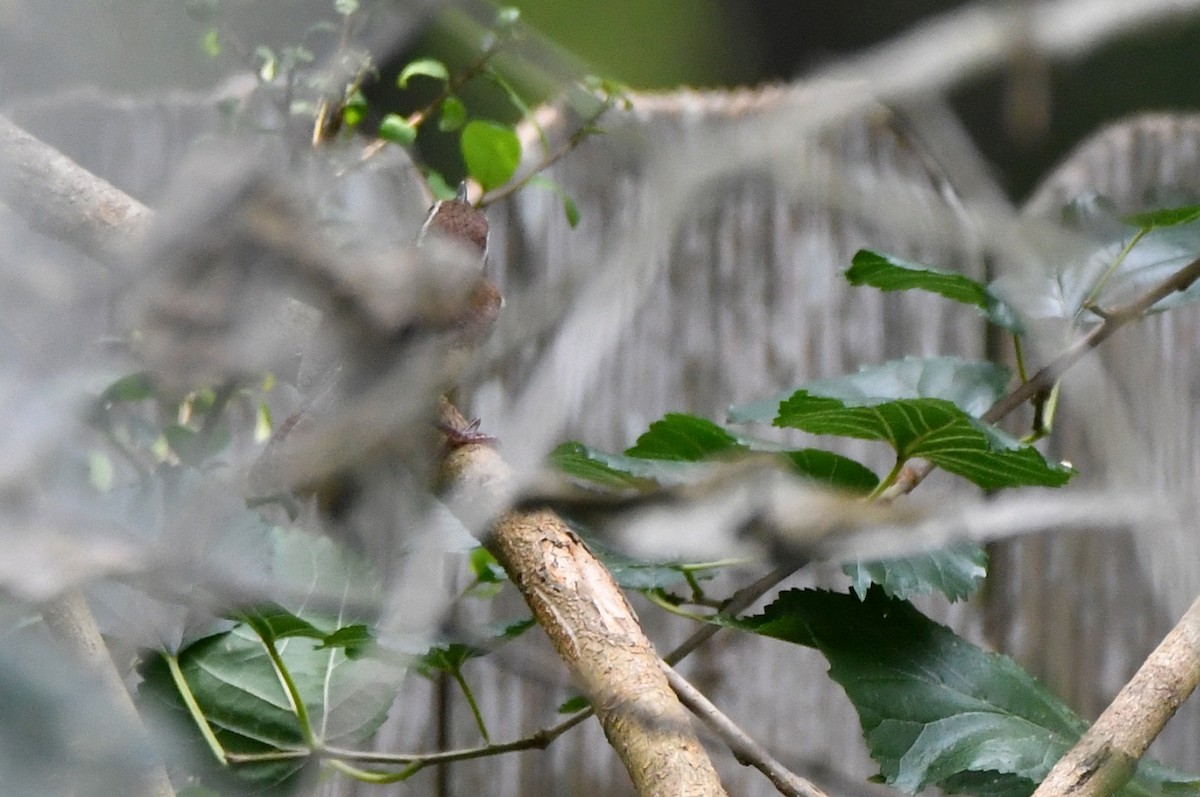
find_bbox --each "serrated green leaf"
[581,533,694,590]
[378,113,416,146]
[438,95,467,132]
[779,449,878,494]
[776,394,1071,489]
[625,413,743,461]
[548,442,663,491]
[461,120,521,191]
[397,57,448,88]
[844,542,987,602]
[733,588,1200,797]
[736,588,1085,793]
[847,250,1023,333]
[730,357,1011,425]
[1125,202,1200,231]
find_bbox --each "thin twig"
[662,660,830,797]
[879,254,1200,501]
[478,93,616,209]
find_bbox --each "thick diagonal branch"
[438,400,728,797]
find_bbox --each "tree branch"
[879,254,1200,501]
[0,113,151,265]
[1032,593,1200,797]
[661,660,829,797]
[437,400,729,797]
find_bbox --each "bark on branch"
[438,400,728,797]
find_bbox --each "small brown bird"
[417,182,501,349]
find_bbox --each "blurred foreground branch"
[0,113,151,264]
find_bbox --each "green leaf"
[469,547,507,584]
[438,95,467,132]
[625,413,743,461]
[734,589,1200,797]
[776,394,1071,489]
[425,169,458,201]
[528,174,582,226]
[1124,202,1200,231]
[333,0,358,16]
[779,449,878,494]
[378,113,417,146]
[397,57,448,89]
[548,442,664,491]
[341,89,367,128]
[737,588,1085,793]
[237,605,326,644]
[730,356,1011,425]
[844,542,987,602]
[200,27,221,58]
[99,372,156,404]
[140,527,393,789]
[847,250,1023,333]
[318,625,374,659]
[557,695,589,713]
[461,120,521,191]
[164,423,231,465]
[419,618,533,675]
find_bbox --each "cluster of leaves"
[189,0,625,222]
[543,201,1200,794]
[99,5,1200,792]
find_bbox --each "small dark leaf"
[461,120,521,191]
[845,251,1022,332]
[238,604,326,644]
[625,413,743,461]
[557,695,589,713]
[780,449,878,494]
[318,625,374,659]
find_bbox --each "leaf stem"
[451,669,491,744]
[868,458,908,502]
[164,652,229,765]
[478,90,619,209]
[260,636,320,749]
[1080,227,1147,313]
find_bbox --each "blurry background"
[4,0,1200,198]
